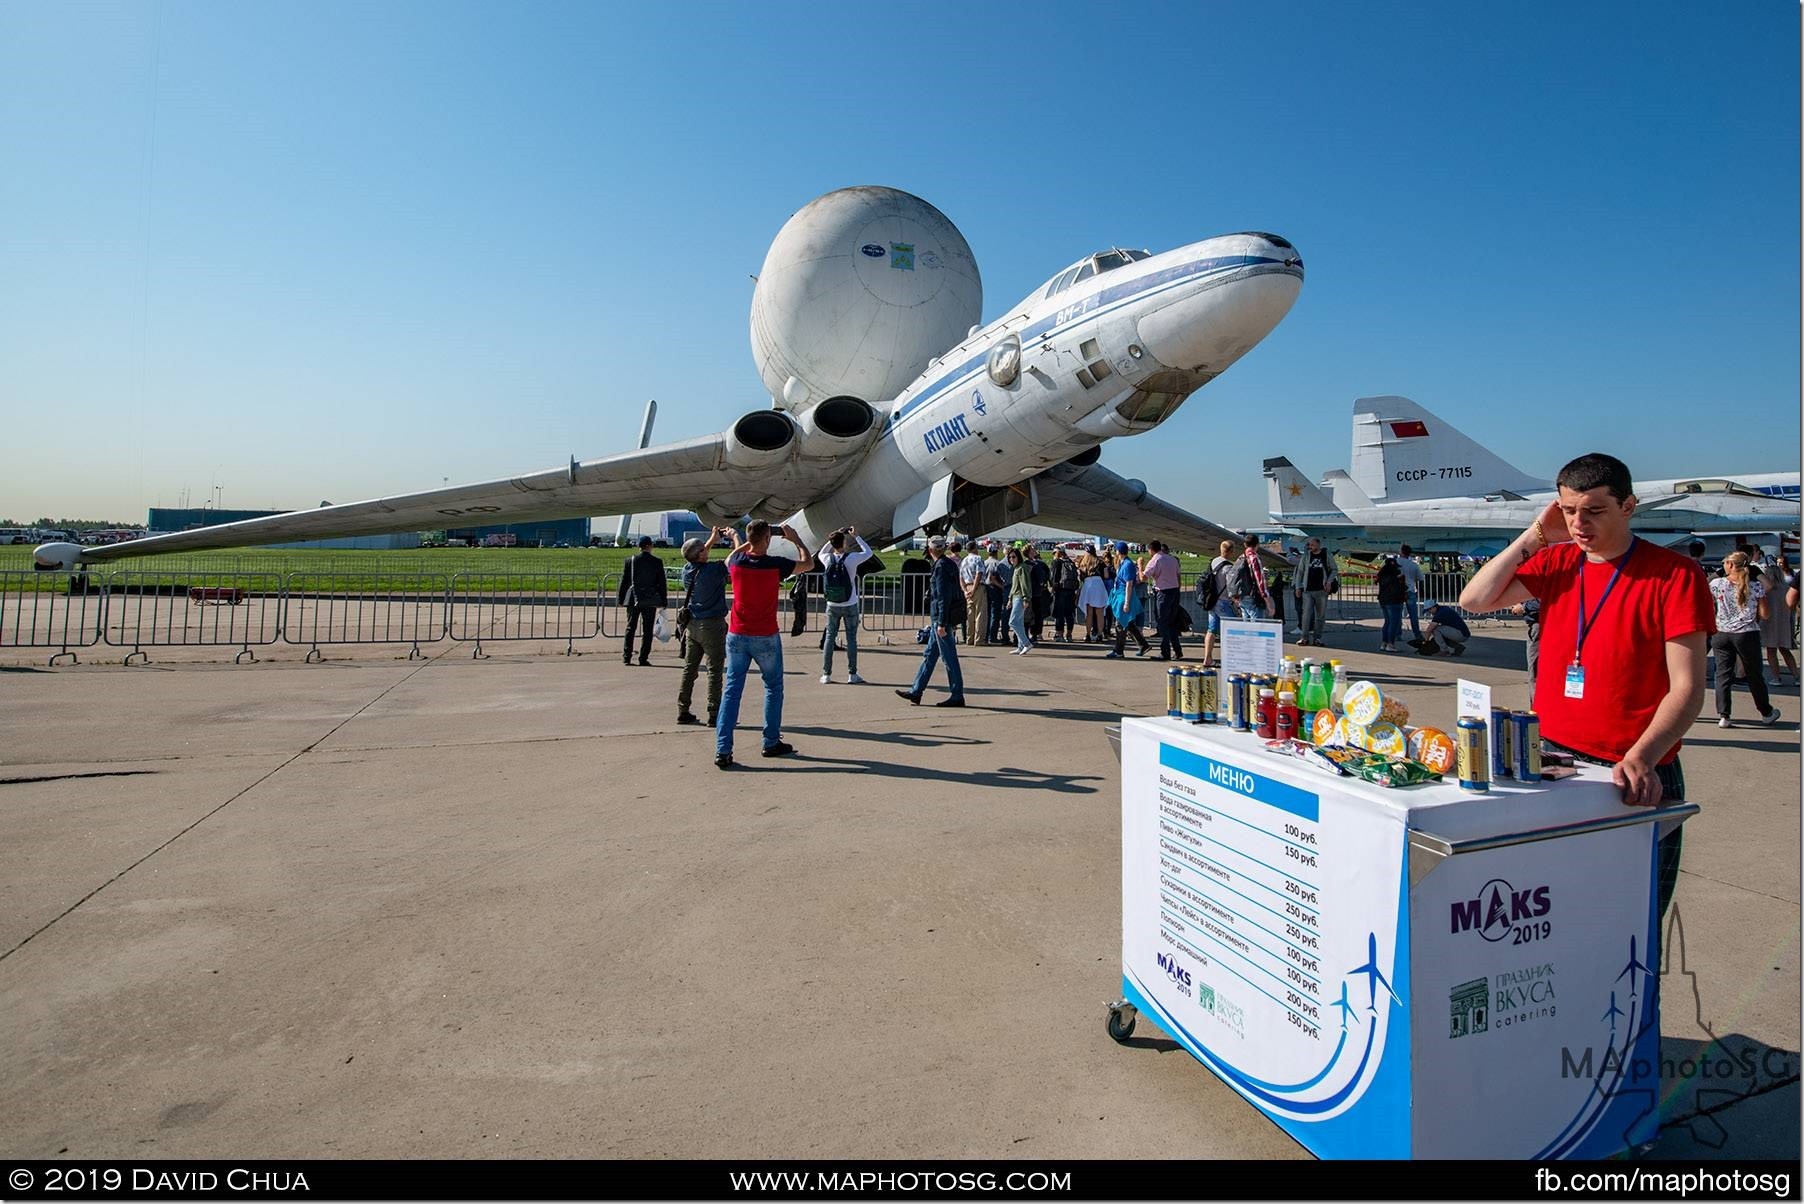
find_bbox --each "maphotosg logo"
[1451,877,1551,942]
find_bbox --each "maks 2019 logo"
[1156,951,1192,988]
[1451,877,1552,944]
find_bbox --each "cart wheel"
[1106,1004,1137,1042]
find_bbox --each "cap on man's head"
[927,535,946,550]
[681,537,707,563]
[1115,541,1129,553]
[638,536,653,549]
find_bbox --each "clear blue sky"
[2,0,1797,528]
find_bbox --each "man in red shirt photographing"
[1460,452,1714,924]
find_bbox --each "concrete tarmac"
[2,613,1797,1159]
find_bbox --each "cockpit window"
[1042,248,1149,299]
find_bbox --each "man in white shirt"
[960,542,989,646]
[1398,544,1424,642]
[816,526,872,684]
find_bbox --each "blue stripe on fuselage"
[888,254,1287,429]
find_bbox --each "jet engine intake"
[797,395,877,458]
[723,410,798,470]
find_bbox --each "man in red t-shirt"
[1461,453,1712,923]
[715,518,812,770]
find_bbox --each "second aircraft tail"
[1264,457,1350,524]
[1349,396,1548,503]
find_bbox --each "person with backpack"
[1196,538,1239,667]
[1376,553,1408,651]
[1232,534,1274,620]
[1104,542,1150,658]
[676,527,734,727]
[816,525,872,685]
[1004,545,1034,653]
[897,536,967,705]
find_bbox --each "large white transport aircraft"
[1264,396,1800,555]
[38,187,1303,571]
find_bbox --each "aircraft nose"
[1134,237,1303,374]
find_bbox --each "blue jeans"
[988,587,1008,643]
[912,627,965,698]
[1237,598,1267,621]
[1405,594,1422,640]
[823,605,859,676]
[1009,597,1031,650]
[1380,603,1403,645]
[1155,588,1184,658]
[717,633,784,756]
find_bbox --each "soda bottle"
[1276,690,1298,741]
[1326,659,1344,711]
[1256,688,1278,738]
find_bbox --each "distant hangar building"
[147,508,589,549]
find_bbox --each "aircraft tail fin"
[1321,469,1375,513]
[1349,396,1549,503]
[1264,457,1348,523]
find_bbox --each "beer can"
[1491,707,1513,778]
[1199,669,1218,724]
[1179,669,1202,723]
[1227,675,1249,730]
[1456,716,1490,792]
[1514,711,1542,782]
[1167,667,1182,718]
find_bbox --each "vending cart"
[1111,716,1694,1159]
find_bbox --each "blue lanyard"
[1573,538,1637,666]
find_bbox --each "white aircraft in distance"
[37,186,1303,571]
[1263,395,1800,556]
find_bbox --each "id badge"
[1564,665,1585,699]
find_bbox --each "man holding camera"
[716,519,812,770]
[817,525,872,684]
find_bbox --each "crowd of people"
[616,511,1796,759]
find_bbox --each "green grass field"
[0,542,1380,593]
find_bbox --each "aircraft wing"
[1032,459,1248,555]
[61,433,835,563]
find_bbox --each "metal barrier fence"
[104,573,284,664]
[449,572,604,657]
[282,574,450,662]
[0,572,105,665]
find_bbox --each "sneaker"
[847,673,864,684]
[1448,642,1466,657]
[638,658,650,666]
[1762,708,1782,726]
[714,753,734,770]
[895,689,921,705]
[820,674,831,684]
[677,710,701,725]
[1136,646,1151,657]
[934,696,966,708]
[761,742,796,757]
[1103,651,1122,659]
[1718,717,1733,728]
[706,711,717,727]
